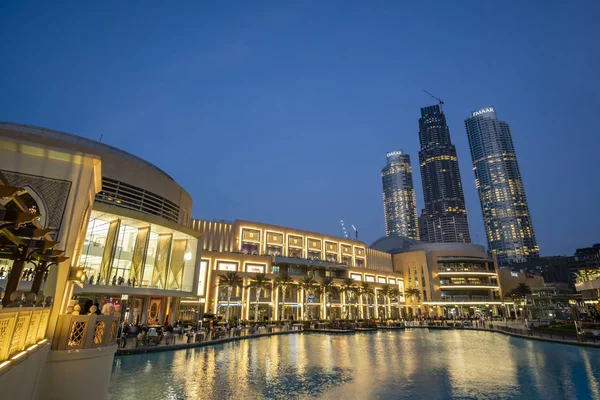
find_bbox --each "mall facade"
[370,236,512,318]
[0,121,514,400]
[192,219,407,322]
[0,122,202,399]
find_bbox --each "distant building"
[371,236,506,318]
[418,105,471,244]
[573,243,600,306]
[465,107,539,265]
[381,151,419,239]
[497,269,545,295]
[509,256,574,288]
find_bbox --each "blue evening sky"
[1,1,598,256]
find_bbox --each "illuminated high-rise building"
[382,150,419,239]
[465,106,539,264]
[418,105,471,243]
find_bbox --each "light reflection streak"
[109,331,600,400]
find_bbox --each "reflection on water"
[109,330,600,400]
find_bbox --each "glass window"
[142,232,159,287]
[289,248,302,258]
[217,262,238,271]
[246,264,265,273]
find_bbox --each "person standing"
[101,298,115,316]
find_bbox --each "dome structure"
[369,235,422,254]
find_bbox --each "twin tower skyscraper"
[381,104,539,265]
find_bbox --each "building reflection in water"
[109,331,600,400]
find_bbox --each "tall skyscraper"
[382,150,419,239]
[465,106,539,265]
[418,104,471,243]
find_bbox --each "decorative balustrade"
[53,313,121,350]
[0,306,52,363]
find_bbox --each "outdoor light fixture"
[68,266,86,284]
[184,252,193,261]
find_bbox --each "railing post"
[84,313,98,348]
[54,313,73,350]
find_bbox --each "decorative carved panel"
[266,232,283,244]
[0,170,71,240]
[307,239,322,250]
[355,247,365,257]
[288,235,303,248]
[341,245,352,255]
[242,228,261,242]
[325,242,338,253]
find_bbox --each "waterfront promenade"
[114,320,600,356]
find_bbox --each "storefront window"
[266,245,282,256]
[80,209,198,290]
[289,248,302,258]
[112,224,139,282]
[241,243,259,255]
[142,232,159,287]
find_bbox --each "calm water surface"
[109,330,600,400]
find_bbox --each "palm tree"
[379,284,392,320]
[510,283,532,297]
[389,288,403,319]
[217,271,244,323]
[360,282,374,320]
[404,287,421,318]
[340,278,357,319]
[299,274,317,320]
[275,271,294,321]
[509,283,532,319]
[246,273,271,323]
[320,276,335,320]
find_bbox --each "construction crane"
[423,89,444,108]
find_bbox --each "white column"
[245,279,251,320]
[374,289,379,319]
[274,286,279,320]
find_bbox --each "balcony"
[424,295,504,305]
[439,280,499,289]
[0,306,52,364]
[437,270,497,276]
[274,256,349,270]
[53,313,120,350]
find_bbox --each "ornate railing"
[0,306,52,363]
[53,313,121,350]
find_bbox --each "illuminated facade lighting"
[465,107,539,264]
[418,105,471,244]
[381,150,419,239]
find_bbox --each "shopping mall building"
[0,122,201,399]
[370,236,511,318]
[0,121,510,399]
[191,219,407,322]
